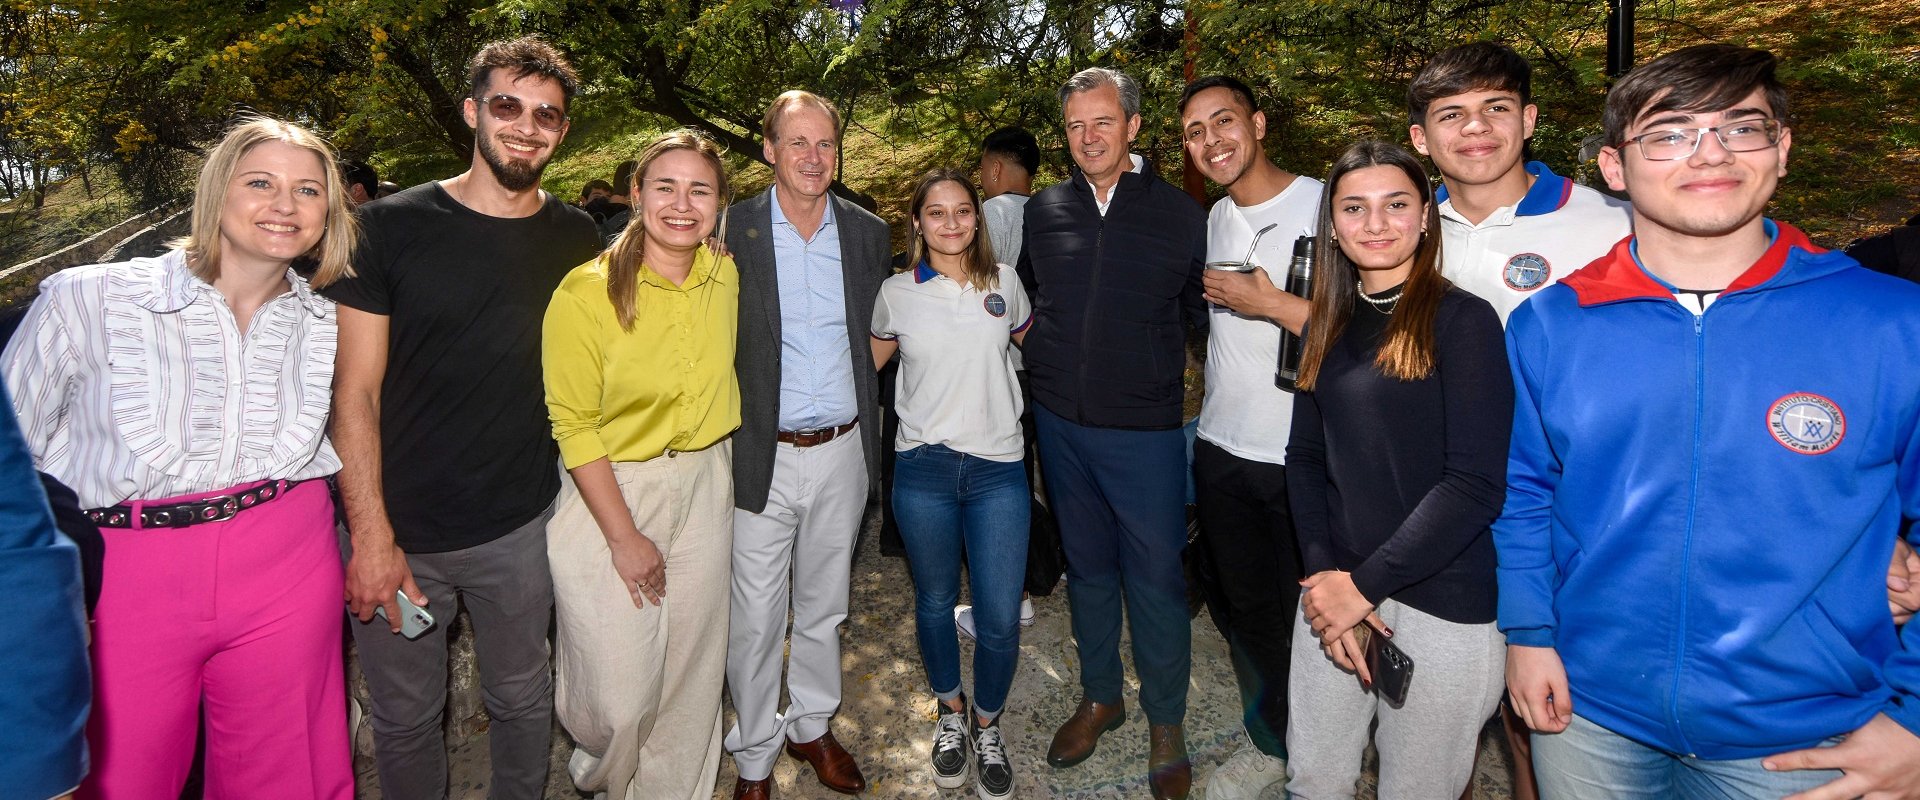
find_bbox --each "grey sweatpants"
[1284,597,1505,799]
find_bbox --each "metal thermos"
[1275,235,1315,392]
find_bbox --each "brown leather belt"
[776,420,857,448]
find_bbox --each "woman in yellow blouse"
[541,129,739,800]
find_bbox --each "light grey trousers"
[1285,597,1506,799]
[550,442,734,800]
[723,425,870,780]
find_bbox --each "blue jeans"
[1532,713,1842,799]
[890,444,1030,717]
[1034,404,1191,724]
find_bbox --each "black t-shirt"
[323,183,601,553]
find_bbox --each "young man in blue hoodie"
[1497,43,1920,799]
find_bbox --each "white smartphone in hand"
[373,590,435,640]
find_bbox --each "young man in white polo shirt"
[1179,74,1320,797]
[1408,42,1633,325]
[1403,41,1630,799]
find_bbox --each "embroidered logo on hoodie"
[1769,393,1845,455]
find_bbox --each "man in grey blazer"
[722,89,891,800]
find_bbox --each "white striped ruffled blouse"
[1,249,341,509]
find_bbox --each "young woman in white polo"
[871,169,1030,799]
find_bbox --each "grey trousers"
[723,426,870,780]
[347,508,556,800]
[1285,597,1506,799]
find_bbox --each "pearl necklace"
[1357,280,1403,313]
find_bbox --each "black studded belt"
[85,479,307,529]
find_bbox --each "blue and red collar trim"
[1561,219,1825,306]
[1434,161,1572,217]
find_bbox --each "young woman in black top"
[1282,140,1514,798]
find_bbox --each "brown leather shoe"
[1046,697,1127,768]
[785,731,867,794]
[732,776,771,800]
[1147,723,1192,800]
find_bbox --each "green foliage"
[2,0,1912,248]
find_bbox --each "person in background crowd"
[543,130,740,800]
[342,160,379,208]
[0,380,89,800]
[1177,73,1320,797]
[1501,43,1920,800]
[722,89,891,800]
[3,115,359,799]
[1844,212,1920,283]
[1284,140,1511,799]
[580,178,622,226]
[324,37,601,800]
[375,180,401,199]
[1017,66,1207,800]
[871,169,1030,800]
[600,159,641,241]
[978,126,1039,268]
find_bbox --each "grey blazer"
[728,188,892,514]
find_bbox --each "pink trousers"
[78,479,351,800]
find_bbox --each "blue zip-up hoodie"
[1496,220,1920,759]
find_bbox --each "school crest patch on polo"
[984,293,1007,317]
[1504,253,1551,291]
[1768,393,1845,455]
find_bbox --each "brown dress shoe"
[1147,723,1192,800]
[785,731,867,794]
[732,776,771,800]
[1046,697,1127,767]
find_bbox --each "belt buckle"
[199,494,241,523]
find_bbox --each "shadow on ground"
[354,507,1516,799]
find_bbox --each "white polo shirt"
[1437,161,1633,324]
[872,262,1032,461]
[1194,175,1323,466]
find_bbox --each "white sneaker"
[1020,597,1035,627]
[1206,740,1285,799]
[955,605,977,641]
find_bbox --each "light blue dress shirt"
[770,190,858,431]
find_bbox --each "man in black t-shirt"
[322,37,599,800]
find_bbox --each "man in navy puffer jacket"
[1014,67,1207,800]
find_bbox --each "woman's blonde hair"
[604,129,732,331]
[177,115,358,288]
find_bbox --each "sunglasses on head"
[478,93,567,133]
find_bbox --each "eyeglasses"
[478,93,567,133]
[1619,117,1783,161]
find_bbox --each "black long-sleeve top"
[1285,285,1513,624]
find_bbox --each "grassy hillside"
[0,173,137,268]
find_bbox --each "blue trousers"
[891,444,1030,716]
[1034,404,1191,724]
[1532,714,1842,799]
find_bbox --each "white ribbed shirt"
[1,249,341,509]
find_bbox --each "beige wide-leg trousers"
[549,441,733,800]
